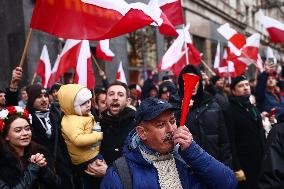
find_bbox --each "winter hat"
[178,64,202,99]
[74,87,92,115]
[230,75,247,90]
[27,84,48,107]
[210,75,221,85]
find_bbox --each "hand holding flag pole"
[180,73,200,126]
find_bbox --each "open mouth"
[110,103,120,111]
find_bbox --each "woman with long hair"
[0,106,60,189]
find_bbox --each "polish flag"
[256,54,264,73]
[31,0,163,40]
[36,45,51,88]
[47,55,60,88]
[116,61,127,84]
[74,40,95,89]
[217,48,236,77]
[236,33,260,65]
[96,39,115,62]
[53,40,82,83]
[148,0,178,36]
[266,46,276,61]
[213,42,221,69]
[48,40,95,89]
[159,0,184,26]
[158,25,201,76]
[260,11,284,43]
[217,23,246,56]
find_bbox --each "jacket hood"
[57,84,86,115]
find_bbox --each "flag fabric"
[96,39,115,62]
[36,45,51,88]
[48,39,95,89]
[217,48,236,77]
[30,0,163,40]
[217,23,246,56]
[47,55,60,88]
[74,40,95,89]
[53,40,82,83]
[116,61,127,84]
[159,0,184,26]
[260,11,284,43]
[213,42,221,69]
[148,0,178,36]
[159,25,201,76]
[235,33,260,65]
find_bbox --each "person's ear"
[231,89,236,96]
[136,126,147,141]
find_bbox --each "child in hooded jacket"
[57,84,103,189]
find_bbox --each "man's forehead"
[107,85,126,93]
[236,80,249,86]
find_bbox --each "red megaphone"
[180,73,200,126]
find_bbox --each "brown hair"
[107,81,130,97]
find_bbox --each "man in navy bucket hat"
[100,97,237,189]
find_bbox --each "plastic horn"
[180,73,200,126]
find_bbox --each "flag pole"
[183,25,189,65]
[91,54,102,71]
[19,28,33,68]
[201,60,216,76]
[30,73,37,84]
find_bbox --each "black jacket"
[0,142,60,189]
[258,123,284,189]
[224,96,266,189]
[177,92,232,167]
[27,106,74,189]
[100,107,136,165]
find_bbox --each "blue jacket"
[255,72,284,116]
[100,131,237,189]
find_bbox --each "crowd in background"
[0,61,284,189]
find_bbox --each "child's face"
[80,99,91,115]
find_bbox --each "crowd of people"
[0,61,284,189]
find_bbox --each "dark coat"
[255,72,284,117]
[224,96,266,189]
[0,142,60,189]
[258,123,284,189]
[28,106,74,188]
[100,107,136,165]
[5,88,19,107]
[178,92,232,167]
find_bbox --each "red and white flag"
[74,40,95,89]
[116,61,127,84]
[148,0,178,36]
[217,48,236,77]
[48,39,95,89]
[53,40,82,83]
[159,0,184,26]
[47,55,60,88]
[260,11,284,43]
[237,33,260,65]
[213,42,221,69]
[96,39,115,62]
[36,45,51,88]
[158,25,201,76]
[31,0,163,40]
[217,23,246,56]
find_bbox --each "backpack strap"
[113,156,132,189]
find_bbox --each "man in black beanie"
[223,75,266,189]
[26,84,75,188]
[177,64,232,168]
